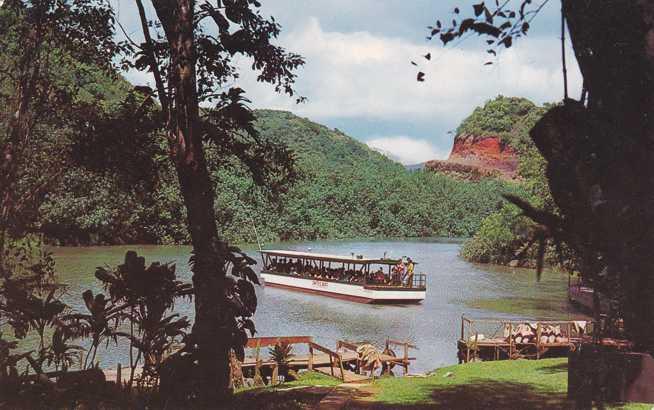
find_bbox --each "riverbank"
[228,359,650,409]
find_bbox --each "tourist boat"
[259,250,427,304]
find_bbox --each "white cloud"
[366,136,449,165]
[119,14,583,163]
[237,17,583,125]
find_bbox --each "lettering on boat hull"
[261,273,426,304]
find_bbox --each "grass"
[223,371,340,409]
[347,358,651,410]
[283,370,343,388]
[222,361,653,410]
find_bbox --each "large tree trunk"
[534,1,654,351]
[151,0,231,400]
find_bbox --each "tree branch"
[561,0,568,100]
[135,0,169,119]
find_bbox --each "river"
[52,238,586,373]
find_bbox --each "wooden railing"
[246,336,313,348]
[308,341,346,381]
[384,339,417,374]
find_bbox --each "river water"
[52,239,586,373]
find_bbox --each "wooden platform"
[240,336,417,384]
[241,351,359,369]
[457,316,590,363]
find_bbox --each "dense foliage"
[212,110,516,243]
[29,101,515,245]
[456,95,543,151]
[0,10,517,249]
[460,97,559,266]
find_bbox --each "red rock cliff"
[425,134,519,180]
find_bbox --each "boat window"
[261,252,424,288]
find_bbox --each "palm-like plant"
[64,290,117,369]
[268,341,294,366]
[93,251,192,388]
[47,328,84,372]
[268,341,294,381]
[115,313,189,383]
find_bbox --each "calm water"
[51,239,586,373]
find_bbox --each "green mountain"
[253,109,394,170]
[209,109,517,243]
[37,105,517,245]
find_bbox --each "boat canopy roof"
[260,249,412,265]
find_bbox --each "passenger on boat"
[404,258,415,287]
[373,267,385,284]
[392,260,405,285]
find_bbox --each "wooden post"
[116,363,122,387]
[509,323,513,359]
[404,342,409,375]
[339,356,345,382]
[536,322,541,360]
[329,355,334,376]
[308,345,313,371]
[272,363,279,385]
[460,315,465,341]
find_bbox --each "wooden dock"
[457,316,589,363]
[101,336,418,386]
[240,336,416,384]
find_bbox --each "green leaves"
[421,0,543,76]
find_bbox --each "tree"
[123,0,304,401]
[425,1,654,353]
[0,0,118,248]
[0,0,119,397]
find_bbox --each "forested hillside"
[212,109,516,243]
[36,104,517,245]
[0,29,518,247]
[458,97,561,266]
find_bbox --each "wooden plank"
[309,342,340,358]
[337,340,360,352]
[386,339,417,349]
[246,336,313,348]
[241,352,359,368]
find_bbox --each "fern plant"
[268,341,294,381]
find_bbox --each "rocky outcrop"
[426,134,519,180]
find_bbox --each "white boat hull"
[261,272,426,304]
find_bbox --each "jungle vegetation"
[0,0,517,404]
[459,96,561,267]
[6,77,517,246]
[427,0,654,365]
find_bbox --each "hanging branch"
[561,0,569,100]
[134,0,170,120]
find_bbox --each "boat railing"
[264,268,426,289]
[411,273,427,289]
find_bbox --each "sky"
[113,0,582,165]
